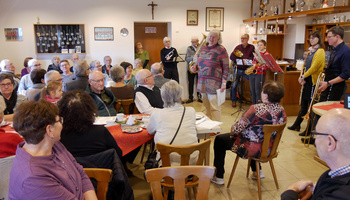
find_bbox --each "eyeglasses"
[90,79,104,83]
[0,83,13,88]
[145,74,153,79]
[55,117,63,124]
[326,35,336,39]
[311,131,338,142]
[241,37,248,40]
[34,64,41,67]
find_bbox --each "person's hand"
[220,83,226,92]
[298,76,305,85]
[287,180,314,194]
[166,55,170,60]
[318,81,328,92]
[190,65,198,73]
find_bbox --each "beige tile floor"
[128,100,329,200]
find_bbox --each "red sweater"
[0,129,24,158]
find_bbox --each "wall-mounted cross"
[148,1,158,20]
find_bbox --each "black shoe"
[301,137,315,144]
[185,99,193,104]
[299,131,310,136]
[197,98,203,103]
[287,125,300,132]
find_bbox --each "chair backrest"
[84,168,112,200]
[114,99,138,114]
[145,166,215,200]
[0,155,15,200]
[156,139,211,167]
[259,121,287,161]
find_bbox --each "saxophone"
[189,34,207,74]
[245,65,257,75]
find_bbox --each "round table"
[312,101,342,116]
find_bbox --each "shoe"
[301,137,315,144]
[185,99,193,104]
[232,102,236,107]
[211,176,225,185]
[252,170,265,180]
[299,131,310,136]
[181,101,185,104]
[287,125,300,132]
[197,98,203,103]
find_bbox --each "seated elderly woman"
[132,58,143,76]
[90,60,110,86]
[0,73,26,121]
[8,100,97,200]
[211,81,287,185]
[25,68,46,101]
[146,80,198,166]
[47,55,62,73]
[108,66,134,100]
[120,61,137,87]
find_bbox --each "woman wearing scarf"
[288,31,325,133]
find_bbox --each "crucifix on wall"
[148,1,158,20]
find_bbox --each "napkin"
[126,115,135,125]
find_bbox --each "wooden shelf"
[243,6,350,23]
[255,33,287,35]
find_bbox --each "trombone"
[189,34,207,74]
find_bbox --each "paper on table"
[196,118,222,129]
[216,88,226,106]
[94,116,116,125]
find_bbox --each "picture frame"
[187,10,198,26]
[94,27,114,41]
[4,28,23,41]
[206,7,224,31]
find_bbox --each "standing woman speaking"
[288,31,325,133]
[191,29,229,121]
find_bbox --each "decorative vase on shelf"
[323,0,329,8]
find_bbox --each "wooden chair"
[140,138,154,164]
[84,168,113,200]
[145,166,215,200]
[226,122,287,200]
[114,99,138,114]
[156,139,211,200]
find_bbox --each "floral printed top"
[197,44,229,94]
[230,102,287,159]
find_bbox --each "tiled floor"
[128,100,329,200]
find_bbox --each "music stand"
[253,50,284,81]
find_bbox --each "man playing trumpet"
[230,34,255,107]
[160,37,179,83]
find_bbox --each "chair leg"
[246,159,251,178]
[193,186,197,198]
[256,161,262,200]
[163,187,169,200]
[269,160,279,189]
[227,155,240,188]
[140,143,147,164]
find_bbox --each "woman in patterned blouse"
[211,81,287,185]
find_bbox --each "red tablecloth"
[313,102,344,111]
[107,125,153,156]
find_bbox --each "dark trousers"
[164,66,179,83]
[249,74,265,104]
[231,69,249,103]
[213,133,259,178]
[292,78,313,128]
[187,70,200,100]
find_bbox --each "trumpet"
[165,49,175,60]
[302,72,325,120]
[189,34,207,74]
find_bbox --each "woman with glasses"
[8,100,97,200]
[288,31,325,134]
[0,73,26,121]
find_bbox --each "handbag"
[144,106,186,170]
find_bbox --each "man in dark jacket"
[86,70,117,116]
[65,60,90,91]
[281,108,350,200]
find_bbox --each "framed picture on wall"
[206,7,224,31]
[94,27,114,41]
[187,10,198,26]
[4,28,23,41]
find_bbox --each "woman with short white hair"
[146,80,198,166]
[47,55,62,73]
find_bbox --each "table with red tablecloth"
[106,125,153,156]
[312,101,343,116]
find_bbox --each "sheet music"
[243,59,253,66]
[216,88,226,106]
[236,59,243,65]
[196,118,223,129]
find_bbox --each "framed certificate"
[187,10,198,26]
[206,7,224,31]
[94,27,114,41]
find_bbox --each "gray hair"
[104,56,111,61]
[0,59,9,71]
[160,80,183,107]
[163,37,170,44]
[135,69,150,85]
[44,70,60,85]
[110,66,125,83]
[51,55,60,63]
[206,29,222,45]
[191,36,199,41]
[73,60,90,77]
[28,59,38,68]
[90,60,100,70]
[151,62,163,75]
